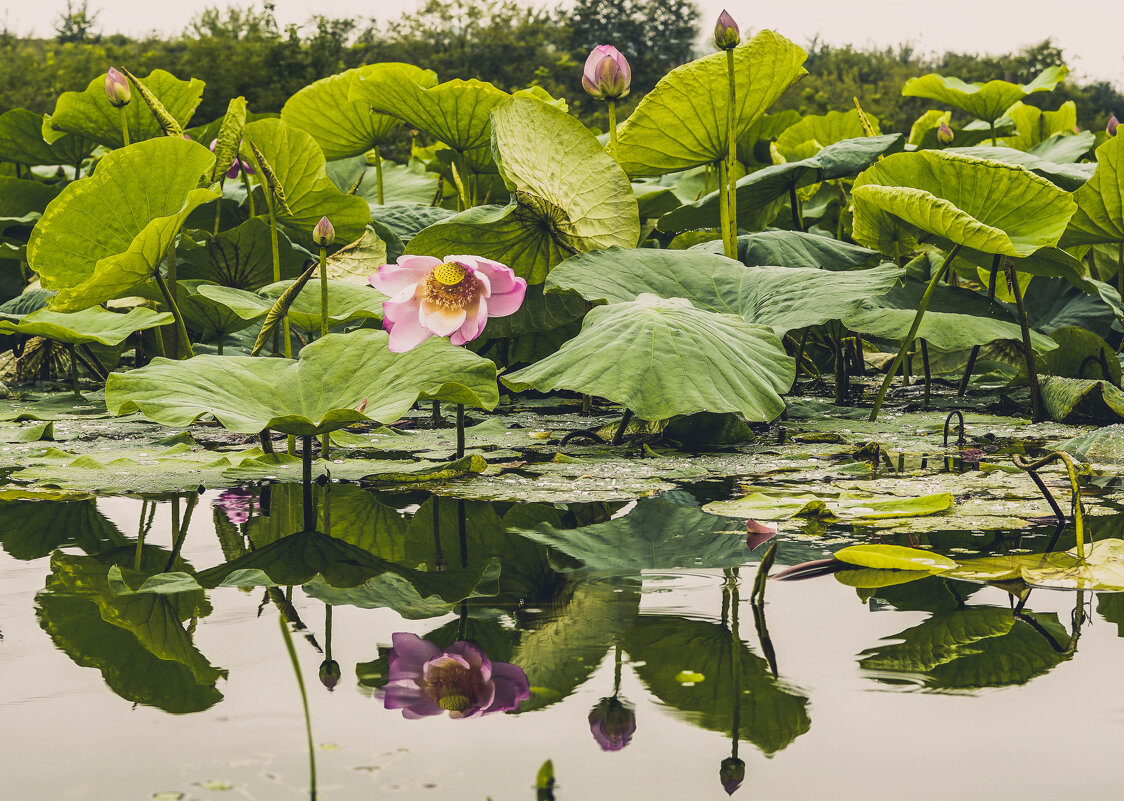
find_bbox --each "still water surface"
[1,490,1122,800]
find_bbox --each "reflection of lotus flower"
[209,138,255,178]
[382,632,530,719]
[936,122,955,144]
[582,45,631,101]
[215,488,260,525]
[746,519,777,551]
[720,757,746,795]
[105,67,131,108]
[370,255,527,353]
[588,696,636,751]
[319,659,341,691]
[714,10,740,50]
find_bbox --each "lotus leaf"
[0,306,173,345]
[197,279,387,331]
[774,108,879,159]
[1060,132,1124,246]
[0,108,95,166]
[902,66,1067,125]
[179,218,308,290]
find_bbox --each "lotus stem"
[166,237,179,358]
[374,146,384,205]
[432,498,446,572]
[989,121,997,147]
[1004,257,1043,421]
[266,207,291,359]
[788,184,804,232]
[164,493,197,572]
[607,99,618,159]
[717,159,733,257]
[213,179,224,236]
[154,270,195,359]
[725,47,738,255]
[318,246,329,339]
[302,435,314,532]
[869,244,962,421]
[1012,452,1084,559]
[612,408,634,445]
[921,338,931,407]
[240,166,256,217]
[456,403,465,459]
[450,152,472,210]
[119,105,130,147]
[68,344,81,396]
[278,614,318,801]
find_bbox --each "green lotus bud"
[105,67,131,108]
[937,122,954,144]
[714,10,740,50]
[719,757,745,795]
[313,216,335,247]
[319,659,341,690]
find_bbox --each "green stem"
[717,159,734,258]
[166,238,179,358]
[241,167,256,217]
[607,100,618,159]
[154,270,195,359]
[1005,257,1043,422]
[788,184,804,232]
[213,178,224,236]
[456,403,465,459]
[119,105,130,147]
[374,146,384,205]
[725,47,738,253]
[989,120,997,147]
[319,245,330,459]
[278,615,318,801]
[267,207,292,359]
[68,344,81,396]
[869,244,962,421]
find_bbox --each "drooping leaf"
[948,145,1092,191]
[1043,326,1121,384]
[27,137,220,310]
[1040,377,1124,424]
[948,539,1124,592]
[1060,132,1124,246]
[0,306,172,345]
[851,150,1077,259]
[46,68,205,149]
[901,66,1067,123]
[106,330,499,436]
[546,246,903,334]
[208,96,247,182]
[615,30,809,177]
[323,227,388,283]
[504,295,793,421]
[243,118,371,243]
[282,63,436,160]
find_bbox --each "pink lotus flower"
[215,488,260,525]
[105,67,130,108]
[713,10,740,50]
[582,45,631,101]
[588,696,637,751]
[370,254,527,353]
[382,632,530,719]
[209,138,255,178]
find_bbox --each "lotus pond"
[7,12,1124,801]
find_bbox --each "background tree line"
[1,0,1121,136]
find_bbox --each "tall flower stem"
[119,106,130,147]
[1005,257,1044,421]
[166,237,180,358]
[212,178,224,236]
[869,244,962,421]
[373,146,384,205]
[717,159,733,257]
[724,47,738,256]
[318,246,330,457]
[606,99,618,158]
[278,615,318,801]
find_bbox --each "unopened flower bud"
[588,696,637,751]
[313,216,335,247]
[1108,114,1119,137]
[319,659,341,690]
[937,122,954,144]
[714,10,740,50]
[720,757,746,795]
[582,45,631,101]
[105,67,131,108]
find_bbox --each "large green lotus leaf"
[27,137,220,311]
[0,497,124,560]
[349,66,506,162]
[503,295,793,421]
[1029,130,1094,164]
[546,246,903,335]
[835,544,956,572]
[947,145,1092,191]
[1001,101,1077,152]
[179,218,308,290]
[0,306,172,345]
[1040,377,1124,424]
[858,607,1071,689]
[615,30,808,177]
[323,227,388,284]
[0,108,95,166]
[902,66,1067,123]
[327,157,441,206]
[372,203,454,245]
[479,283,589,338]
[197,279,387,331]
[842,277,1059,352]
[624,615,810,754]
[490,97,640,260]
[1060,424,1124,464]
[704,491,953,520]
[692,230,883,269]
[105,330,498,436]
[511,492,748,572]
[774,108,879,159]
[243,118,371,242]
[658,134,903,233]
[852,150,1076,259]
[1060,133,1124,246]
[281,63,436,160]
[1044,326,1122,384]
[131,279,257,338]
[46,68,205,149]
[0,176,60,235]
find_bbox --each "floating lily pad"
[705,491,954,520]
[1040,377,1124,424]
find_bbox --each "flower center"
[421,263,481,311]
[438,694,472,712]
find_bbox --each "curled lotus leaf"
[901,66,1067,124]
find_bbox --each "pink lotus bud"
[104,67,131,108]
[313,216,335,247]
[937,122,954,144]
[714,10,740,50]
[1108,114,1119,137]
[582,45,631,101]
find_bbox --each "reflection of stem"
[278,615,318,801]
[301,435,315,533]
[165,494,197,571]
[456,404,465,458]
[612,644,622,696]
[869,244,962,421]
[324,605,333,663]
[432,497,446,571]
[457,498,468,568]
[727,567,741,760]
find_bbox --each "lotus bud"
[104,67,131,108]
[714,10,740,50]
[588,696,637,751]
[720,757,746,795]
[582,45,631,101]
[1108,114,1119,137]
[319,659,341,691]
[313,216,335,247]
[936,122,954,144]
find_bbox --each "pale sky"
[5,0,1124,88]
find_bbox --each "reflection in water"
[381,632,531,719]
[588,646,637,751]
